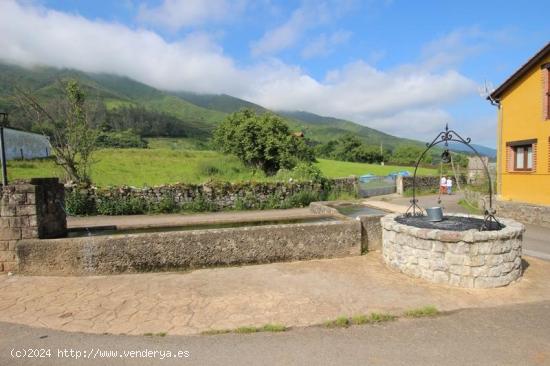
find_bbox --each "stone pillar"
[0,178,66,272]
[396,175,404,195]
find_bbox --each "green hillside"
[0,63,225,137]
[0,62,446,152]
[278,110,421,149]
[164,93,430,151]
[172,91,268,114]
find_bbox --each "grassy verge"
[201,307,440,336]
[201,323,287,336]
[143,332,167,337]
[325,312,398,328]
[403,306,440,318]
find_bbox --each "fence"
[358,176,396,197]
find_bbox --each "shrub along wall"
[66,177,358,216]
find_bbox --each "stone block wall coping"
[380,213,525,243]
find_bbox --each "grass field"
[7,142,436,187]
[316,159,435,178]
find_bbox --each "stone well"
[381,213,524,288]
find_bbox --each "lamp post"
[0,112,8,186]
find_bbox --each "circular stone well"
[381,213,524,288]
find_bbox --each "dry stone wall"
[67,177,358,215]
[400,175,467,193]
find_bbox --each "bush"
[181,196,219,212]
[65,189,96,216]
[153,194,179,213]
[283,190,324,208]
[389,145,432,165]
[96,129,148,149]
[96,196,148,215]
[284,163,326,183]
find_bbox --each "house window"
[514,145,533,170]
[506,139,537,172]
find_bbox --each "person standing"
[440,176,447,194]
[446,177,453,195]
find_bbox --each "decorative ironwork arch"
[405,124,501,231]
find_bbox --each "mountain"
[446,142,497,159]
[277,110,423,150]
[0,62,495,157]
[172,91,268,114]
[0,63,224,136]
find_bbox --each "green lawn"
[8,147,435,187]
[316,159,435,178]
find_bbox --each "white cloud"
[421,26,514,70]
[0,0,480,142]
[137,0,247,30]
[247,61,476,139]
[0,1,249,94]
[301,30,352,59]
[250,1,340,56]
[251,6,311,56]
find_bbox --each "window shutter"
[542,65,550,119]
[506,145,514,172]
[532,141,537,172]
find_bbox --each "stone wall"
[496,200,550,228]
[358,215,383,252]
[399,175,467,193]
[17,220,362,275]
[381,213,524,288]
[67,177,358,215]
[310,201,385,252]
[0,178,66,272]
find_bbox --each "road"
[1,301,549,366]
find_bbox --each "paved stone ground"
[1,252,550,336]
[2,301,550,366]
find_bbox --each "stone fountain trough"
[381,213,524,288]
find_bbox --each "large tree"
[15,79,99,184]
[213,109,315,175]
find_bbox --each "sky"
[0,0,548,147]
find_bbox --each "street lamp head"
[0,111,7,126]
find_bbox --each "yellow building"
[490,42,550,208]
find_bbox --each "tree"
[15,79,99,184]
[316,135,384,163]
[213,109,315,175]
[389,145,432,165]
